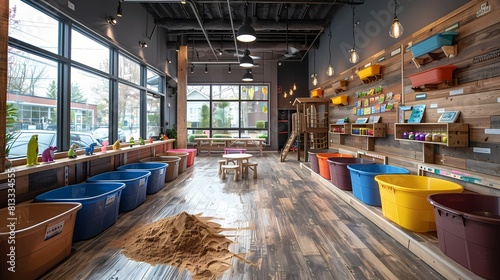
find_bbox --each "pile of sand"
[115,211,237,279]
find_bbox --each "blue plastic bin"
[346,164,410,206]
[34,182,125,241]
[410,31,457,58]
[87,171,150,212]
[116,162,168,194]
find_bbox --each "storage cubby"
[351,123,386,138]
[394,123,469,147]
[330,123,351,134]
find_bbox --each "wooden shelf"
[329,123,351,134]
[351,123,386,138]
[394,123,469,147]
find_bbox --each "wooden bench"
[194,138,265,156]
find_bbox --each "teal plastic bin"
[117,162,167,194]
[87,171,150,212]
[34,182,125,241]
[346,164,410,206]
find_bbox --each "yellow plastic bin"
[140,156,181,182]
[0,202,82,280]
[375,175,463,232]
[316,153,353,180]
[157,152,188,173]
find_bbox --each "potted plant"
[164,125,177,148]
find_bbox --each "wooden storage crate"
[332,80,348,93]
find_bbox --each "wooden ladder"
[280,130,297,162]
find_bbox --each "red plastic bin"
[408,65,456,88]
[316,153,353,180]
[168,148,197,167]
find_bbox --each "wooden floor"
[41,153,457,280]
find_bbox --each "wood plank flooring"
[41,153,450,280]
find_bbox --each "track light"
[190,64,194,73]
[240,49,254,68]
[242,69,254,82]
[166,58,172,64]
[205,64,208,73]
[106,16,117,25]
[237,4,256,42]
[228,64,232,73]
[117,1,123,17]
[139,41,147,48]
[389,0,404,38]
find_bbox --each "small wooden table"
[222,153,253,180]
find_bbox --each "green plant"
[164,125,177,140]
[188,134,208,143]
[5,103,18,158]
[256,120,266,128]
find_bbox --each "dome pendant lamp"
[239,49,254,68]
[349,6,359,64]
[242,69,254,81]
[389,0,404,39]
[237,3,256,43]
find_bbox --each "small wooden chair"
[221,164,240,180]
[242,162,258,178]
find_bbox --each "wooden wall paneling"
[90,157,113,177]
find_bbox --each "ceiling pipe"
[226,0,240,60]
[185,0,219,60]
[124,0,363,4]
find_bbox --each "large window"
[186,84,269,144]
[6,0,166,159]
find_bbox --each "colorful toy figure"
[26,134,39,167]
[129,137,135,147]
[139,137,145,145]
[159,134,165,141]
[68,143,79,158]
[149,137,153,143]
[163,134,169,140]
[101,140,109,153]
[113,139,121,150]
[85,143,98,155]
[41,146,57,163]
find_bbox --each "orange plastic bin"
[316,153,353,180]
[168,149,197,167]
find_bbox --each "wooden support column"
[176,45,188,148]
[423,143,435,164]
[0,0,9,172]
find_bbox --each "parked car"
[7,130,101,159]
[92,126,127,144]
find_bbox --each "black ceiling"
[124,0,364,62]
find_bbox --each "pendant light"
[237,3,256,43]
[349,6,359,64]
[326,31,334,76]
[389,0,404,39]
[240,49,254,68]
[242,69,254,81]
[311,51,318,86]
[117,0,123,17]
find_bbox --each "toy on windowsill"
[85,143,97,155]
[41,146,57,163]
[129,137,135,147]
[68,143,79,158]
[149,137,153,143]
[101,140,108,153]
[113,139,121,150]
[26,134,39,167]
[139,137,145,145]
[159,134,165,141]
[163,134,169,140]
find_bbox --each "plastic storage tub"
[327,158,375,190]
[374,175,463,232]
[0,202,82,280]
[408,65,456,88]
[168,148,197,167]
[410,31,458,58]
[428,193,500,280]
[316,153,353,180]
[140,156,180,182]
[307,149,332,174]
[87,171,150,212]
[157,152,188,173]
[347,164,410,206]
[358,65,381,80]
[34,182,125,241]
[116,162,167,194]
